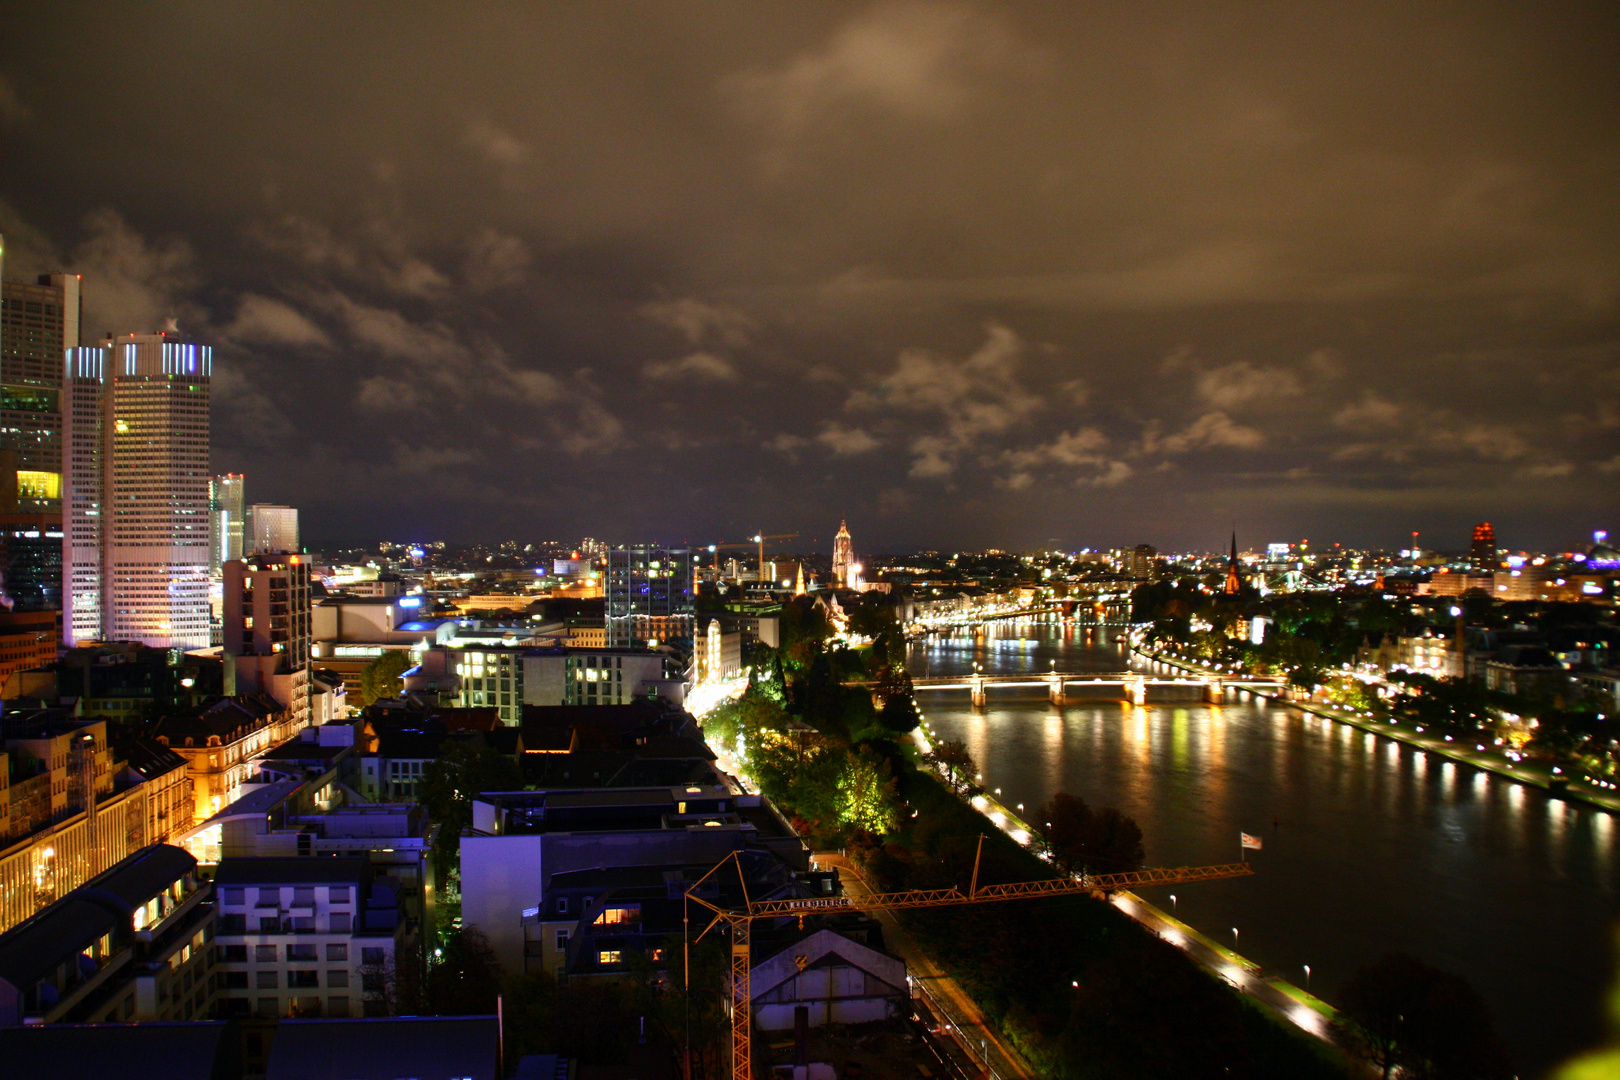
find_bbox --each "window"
[362,971,386,993]
[255,998,278,1019]
[219,914,246,933]
[254,944,278,963]
[288,970,319,989]
[326,969,349,988]
[361,948,385,966]
[222,945,247,963]
[257,916,282,933]
[598,950,622,965]
[555,930,569,951]
[594,906,639,926]
[555,897,569,914]
[286,944,317,962]
[223,971,248,989]
[292,887,316,905]
[221,887,245,906]
[327,995,349,1018]
[325,944,348,962]
[256,971,278,989]
[328,913,351,933]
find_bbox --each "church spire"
[1224,531,1243,595]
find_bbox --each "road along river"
[908,619,1620,1079]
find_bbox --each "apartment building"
[213,856,410,1020]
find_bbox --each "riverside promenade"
[1138,647,1620,816]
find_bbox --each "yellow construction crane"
[684,840,1255,1080]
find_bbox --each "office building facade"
[0,268,79,514]
[249,503,299,555]
[225,554,313,731]
[605,543,694,649]
[63,334,212,649]
[210,473,245,573]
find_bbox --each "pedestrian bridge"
[898,671,1287,706]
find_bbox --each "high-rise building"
[1471,522,1496,572]
[832,519,853,588]
[1126,544,1157,582]
[248,503,298,554]
[224,553,313,730]
[0,256,79,514]
[63,333,212,649]
[210,473,245,573]
[606,543,694,649]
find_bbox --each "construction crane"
[750,533,799,585]
[684,839,1255,1080]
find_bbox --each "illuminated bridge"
[886,670,1288,706]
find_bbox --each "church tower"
[1224,532,1243,595]
[832,519,853,588]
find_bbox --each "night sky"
[2,3,1617,553]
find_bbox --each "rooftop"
[214,855,369,887]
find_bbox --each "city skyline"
[1,4,1617,553]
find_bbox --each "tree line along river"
[907,619,1619,1079]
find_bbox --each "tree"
[1339,952,1512,1080]
[923,739,979,796]
[423,926,505,1015]
[879,693,920,733]
[358,649,413,707]
[417,739,525,877]
[1035,792,1145,877]
[837,749,899,834]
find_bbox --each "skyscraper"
[63,333,212,649]
[1471,522,1497,571]
[606,543,694,649]
[224,553,312,730]
[832,519,853,587]
[0,261,79,513]
[209,473,245,573]
[248,502,298,554]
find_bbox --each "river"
[907,619,1619,1079]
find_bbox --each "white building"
[63,334,212,649]
[213,856,409,1020]
[249,503,299,555]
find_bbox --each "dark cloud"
[2,1,1617,550]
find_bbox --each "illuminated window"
[593,906,639,926]
[598,950,622,965]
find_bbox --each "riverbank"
[961,782,1351,1056]
[1137,646,1620,816]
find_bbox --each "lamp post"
[1169,894,1177,912]
[1303,964,1312,993]
[1231,927,1240,949]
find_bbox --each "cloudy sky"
[2,2,1616,553]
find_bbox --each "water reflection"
[909,622,1620,1077]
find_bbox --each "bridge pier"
[969,675,986,709]
[1127,675,1147,706]
[1203,679,1225,705]
[1047,672,1066,706]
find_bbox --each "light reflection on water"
[910,619,1620,1078]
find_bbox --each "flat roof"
[0,1022,233,1080]
[265,1016,499,1080]
[214,856,368,886]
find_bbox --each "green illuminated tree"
[838,749,899,834]
[358,649,413,707]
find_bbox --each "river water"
[907,619,1619,1079]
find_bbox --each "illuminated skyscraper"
[0,252,79,513]
[209,473,245,573]
[1471,522,1496,571]
[63,333,212,648]
[832,519,853,587]
[248,502,298,554]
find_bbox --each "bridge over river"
[862,670,1287,706]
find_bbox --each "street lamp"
[1303,964,1312,993]
[1168,894,1177,912]
[1231,927,1240,949]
